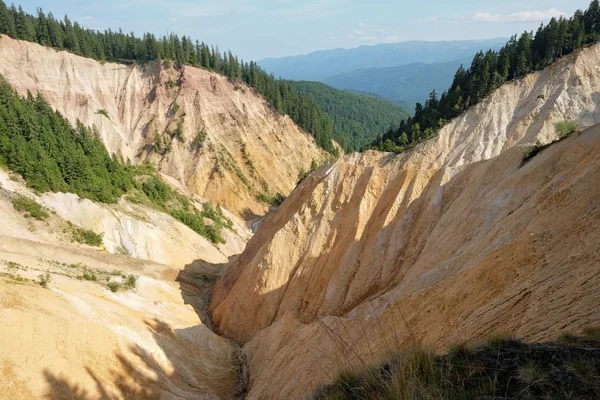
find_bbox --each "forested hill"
[371,0,600,153]
[0,1,338,155]
[291,81,410,152]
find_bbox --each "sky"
[18,0,592,61]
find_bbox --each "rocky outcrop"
[210,44,600,398]
[0,35,328,218]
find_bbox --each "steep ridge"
[0,35,327,218]
[210,43,600,398]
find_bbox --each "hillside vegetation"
[292,81,410,152]
[0,0,338,154]
[315,332,600,400]
[0,75,231,243]
[371,0,600,152]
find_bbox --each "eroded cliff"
[210,44,600,398]
[0,35,328,218]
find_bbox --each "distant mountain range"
[258,38,507,81]
[322,58,472,106]
[259,39,506,107]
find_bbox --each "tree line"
[0,74,231,243]
[0,1,337,155]
[370,0,600,152]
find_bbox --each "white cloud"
[420,8,567,25]
[509,8,566,22]
[472,8,566,23]
[472,13,501,23]
[384,35,399,42]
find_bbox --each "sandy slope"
[209,44,600,398]
[0,35,328,218]
[0,168,248,268]
[0,235,242,400]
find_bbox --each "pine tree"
[15,5,34,41]
[0,0,16,37]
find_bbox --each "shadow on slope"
[42,258,243,399]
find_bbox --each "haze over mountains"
[259,38,506,106]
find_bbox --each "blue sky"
[18,0,591,60]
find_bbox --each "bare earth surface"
[210,44,600,399]
[0,35,328,218]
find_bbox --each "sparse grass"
[12,195,49,220]
[517,361,548,386]
[106,274,137,293]
[72,227,103,247]
[192,129,207,149]
[124,274,137,289]
[522,120,578,165]
[314,334,600,400]
[96,109,110,120]
[556,120,578,139]
[171,100,180,114]
[256,192,285,207]
[80,271,97,281]
[37,273,52,288]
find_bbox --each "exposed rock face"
[210,44,600,398]
[0,35,327,218]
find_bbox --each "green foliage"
[12,195,49,220]
[139,173,232,244]
[256,192,285,206]
[370,2,600,153]
[0,1,338,154]
[37,273,52,288]
[166,79,176,88]
[191,129,207,149]
[556,120,578,138]
[0,75,135,203]
[107,281,120,292]
[72,227,103,246]
[523,121,578,164]
[81,270,97,281]
[291,81,410,152]
[171,100,180,114]
[95,108,110,120]
[315,334,600,400]
[141,176,171,207]
[124,274,137,289]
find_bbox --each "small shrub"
[556,120,577,139]
[171,100,180,114]
[192,129,207,149]
[173,118,184,141]
[522,140,549,164]
[37,273,52,288]
[166,79,176,88]
[72,228,103,247]
[12,195,49,220]
[256,192,285,207]
[96,109,110,120]
[81,271,97,281]
[107,281,121,293]
[123,274,137,289]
